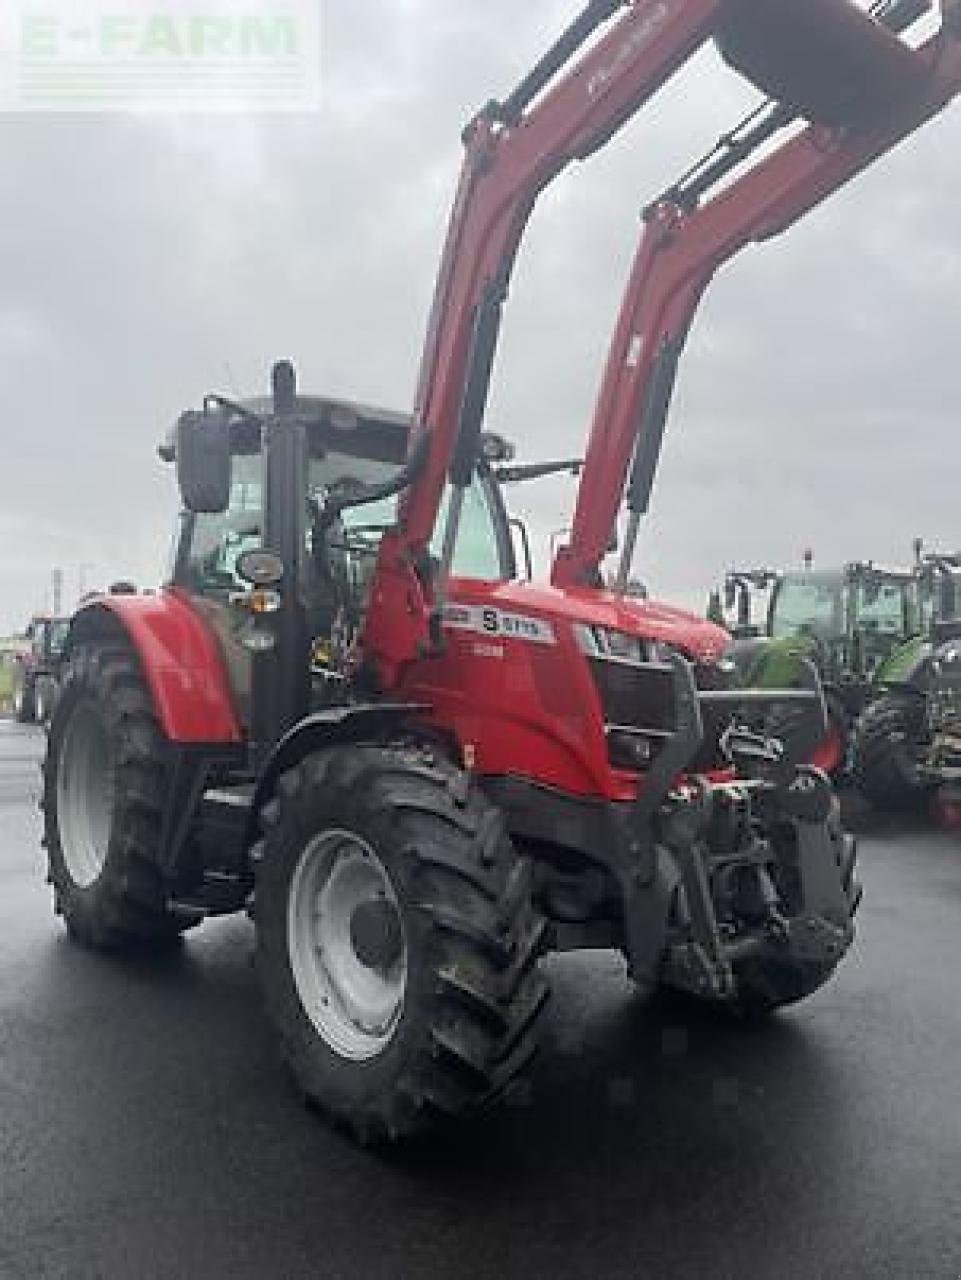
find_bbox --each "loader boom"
[364,0,723,684]
[362,0,961,686]
[555,9,961,588]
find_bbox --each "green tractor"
[851,552,961,812]
[728,562,923,778]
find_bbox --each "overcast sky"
[1,0,959,633]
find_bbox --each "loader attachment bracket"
[717,0,930,126]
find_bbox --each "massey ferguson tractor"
[42,0,961,1142]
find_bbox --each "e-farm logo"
[0,2,321,111]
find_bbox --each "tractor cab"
[766,564,920,682]
[720,568,779,638]
[165,386,515,736]
[25,615,71,665]
[917,552,961,641]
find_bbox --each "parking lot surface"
[1,718,959,1280]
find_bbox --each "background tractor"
[852,552,961,811]
[729,561,925,776]
[12,615,70,724]
[715,567,780,638]
[41,0,961,1142]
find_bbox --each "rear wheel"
[851,693,930,811]
[253,744,549,1142]
[42,643,199,949]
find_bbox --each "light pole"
[77,563,95,606]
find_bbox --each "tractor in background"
[714,567,780,638]
[730,561,923,777]
[852,551,961,811]
[13,615,70,724]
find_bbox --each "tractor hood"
[448,579,731,665]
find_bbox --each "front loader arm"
[555,9,961,588]
[363,0,725,685]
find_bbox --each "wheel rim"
[56,702,116,888]
[287,829,407,1061]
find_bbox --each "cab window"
[854,582,907,635]
[178,452,507,593]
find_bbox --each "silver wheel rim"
[287,829,407,1061]
[56,702,116,888]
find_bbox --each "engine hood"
[448,578,731,665]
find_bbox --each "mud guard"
[67,591,243,744]
[247,703,426,842]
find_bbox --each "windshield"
[769,577,841,640]
[853,580,910,636]
[178,450,506,594]
[47,620,70,655]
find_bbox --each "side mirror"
[176,410,231,514]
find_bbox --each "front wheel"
[14,679,34,724]
[851,693,930,811]
[33,679,53,726]
[253,745,549,1143]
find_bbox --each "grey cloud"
[0,2,959,632]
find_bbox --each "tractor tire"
[730,802,860,1017]
[33,679,51,727]
[851,693,930,811]
[14,679,35,724]
[253,744,550,1143]
[42,644,200,950]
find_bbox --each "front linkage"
[615,657,859,1010]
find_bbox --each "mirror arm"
[317,430,433,530]
[203,394,264,425]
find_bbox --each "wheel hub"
[349,898,404,971]
[56,700,115,889]
[287,830,407,1061]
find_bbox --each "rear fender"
[67,590,243,744]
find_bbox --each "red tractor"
[43,1,960,1141]
[13,614,70,724]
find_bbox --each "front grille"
[589,657,733,773]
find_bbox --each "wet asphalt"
[0,717,959,1280]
